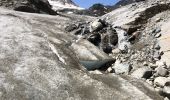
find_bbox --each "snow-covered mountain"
[48,0,84,10]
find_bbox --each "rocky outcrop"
[0,0,57,15]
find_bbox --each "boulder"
[163,86,170,98]
[131,67,153,79]
[155,66,169,77]
[154,77,170,87]
[90,19,104,32]
[113,60,132,74]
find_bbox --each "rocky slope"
[0,0,170,100]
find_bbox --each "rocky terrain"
[0,0,170,100]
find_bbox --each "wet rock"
[71,39,115,70]
[113,60,132,74]
[90,19,104,32]
[131,67,153,79]
[155,66,169,77]
[154,77,170,87]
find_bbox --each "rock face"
[0,0,57,15]
[0,8,163,100]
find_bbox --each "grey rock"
[154,77,170,87]
[131,67,153,79]
[163,86,170,98]
[113,60,132,74]
[90,19,104,32]
[155,66,169,77]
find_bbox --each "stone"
[131,67,153,79]
[154,77,170,87]
[155,66,169,77]
[90,19,104,32]
[163,86,170,98]
[65,24,78,32]
[113,60,132,74]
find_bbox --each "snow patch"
[48,0,84,10]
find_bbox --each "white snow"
[48,0,84,10]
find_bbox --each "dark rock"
[87,33,101,46]
[2,0,57,15]
[154,43,161,50]
[102,45,113,54]
[65,24,78,32]
[14,5,38,13]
